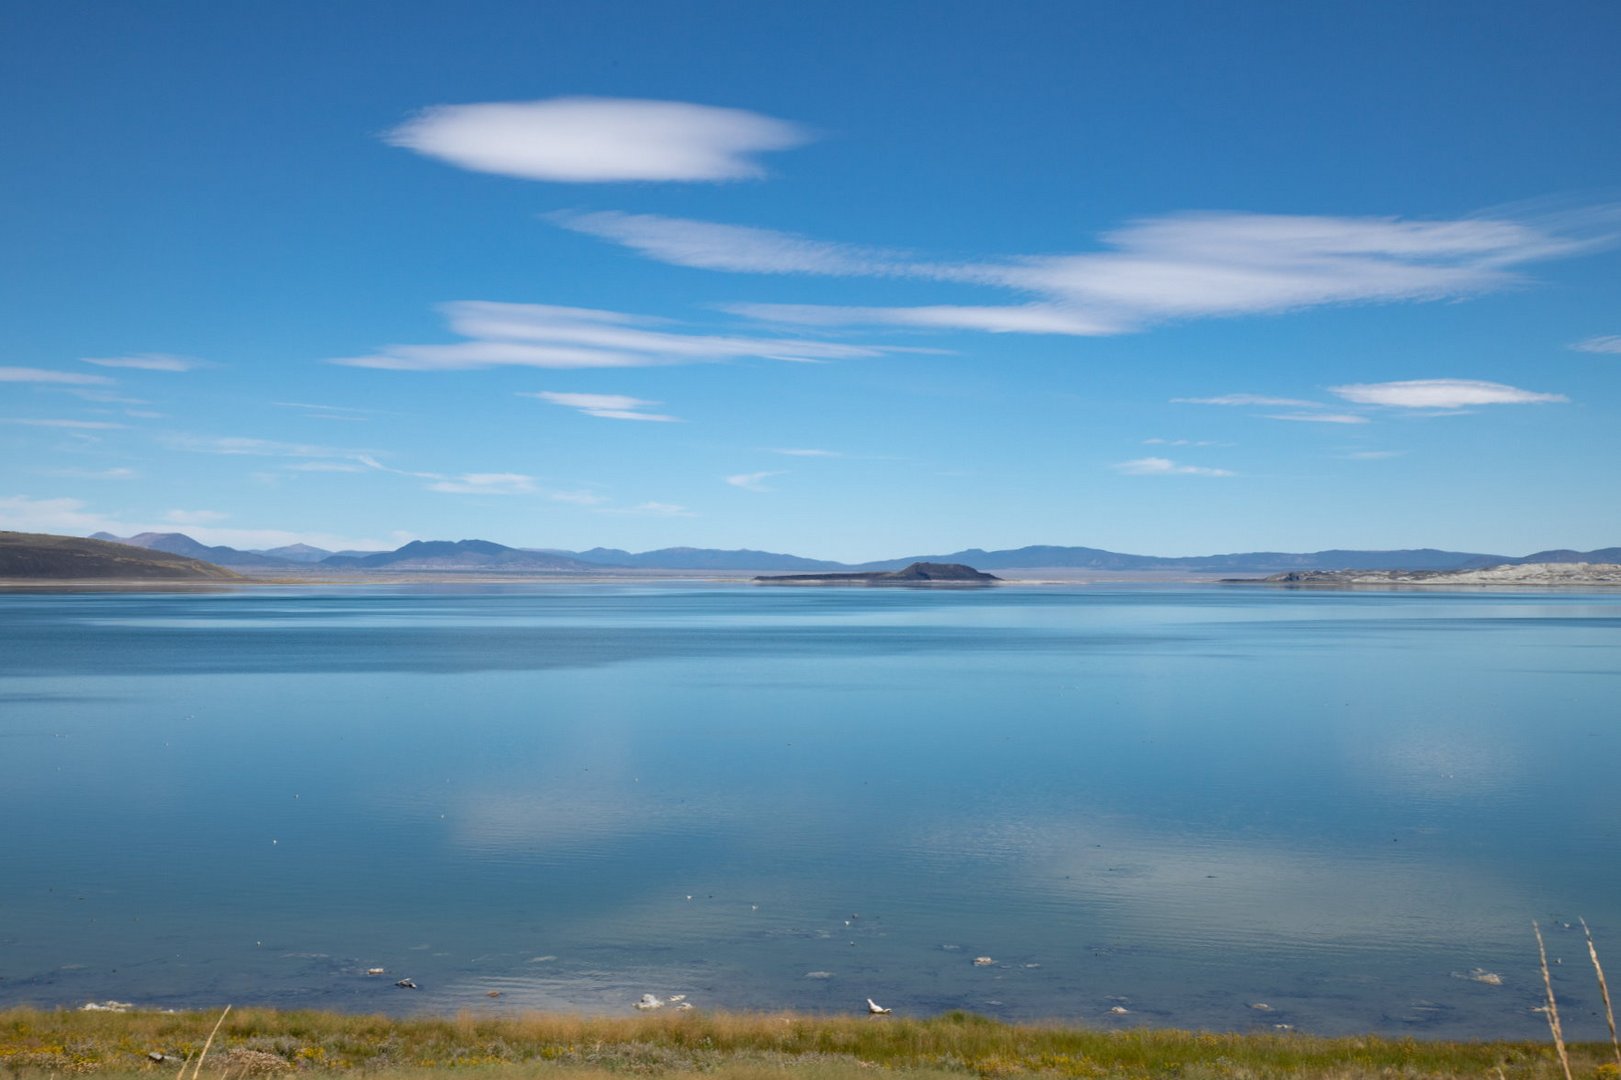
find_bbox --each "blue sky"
[2,1,1618,561]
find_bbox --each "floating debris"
[668,995,687,1003]
[675,1002,695,1011]
[973,956,995,966]
[80,1001,134,1012]
[1250,1002,1273,1011]
[634,993,664,1010]
[1109,1005,1130,1015]
[867,998,892,1015]
[1457,968,1504,986]
[394,978,417,989]
[805,971,834,980]
[365,968,385,976]
[485,990,502,998]
[1274,1023,1294,1031]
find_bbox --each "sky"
[2,1,1618,562]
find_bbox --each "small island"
[754,561,1000,586]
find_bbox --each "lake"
[1,582,1618,1038]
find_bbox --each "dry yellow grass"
[2,1006,1616,1080]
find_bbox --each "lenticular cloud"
[385,97,809,182]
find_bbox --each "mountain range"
[86,532,1621,574]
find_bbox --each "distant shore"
[7,564,1621,590]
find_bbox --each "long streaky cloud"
[561,207,1611,336]
[386,97,810,183]
[522,390,680,422]
[1265,412,1371,424]
[1571,334,1621,354]
[1113,457,1234,477]
[0,366,114,385]
[725,471,782,492]
[2,418,126,429]
[83,354,203,372]
[331,301,904,371]
[1329,379,1568,408]
[1174,393,1323,408]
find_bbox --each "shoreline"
[0,1003,1599,1077]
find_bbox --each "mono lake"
[1,583,1618,1037]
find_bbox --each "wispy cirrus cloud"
[1143,438,1228,447]
[46,466,139,480]
[163,434,376,459]
[0,366,113,385]
[1113,457,1234,477]
[725,471,783,492]
[600,501,695,517]
[552,211,935,277]
[521,391,680,422]
[1265,412,1370,424]
[2,418,126,429]
[1172,393,1322,408]
[0,494,397,552]
[284,461,368,473]
[1329,379,1567,408]
[560,207,1613,336]
[330,301,904,371]
[83,354,204,372]
[386,97,810,183]
[1570,334,1621,354]
[425,473,539,496]
[274,401,376,421]
[165,508,228,525]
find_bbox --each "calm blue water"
[2,583,1619,1037]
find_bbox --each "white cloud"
[47,466,139,480]
[0,366,114,385]
[1112,457,1235,477]
[522,390,680,422]
[68,390,148,404]
[331,301,899,371]
[2,418,125,429]
[600,501,694,517]
[772,447,840,457]
[1570,334,1621,354]
[1265,412,1371,424]
[83,354,203,372]
[1143,438,1227,447]
[284,461,368,473]
[1173,393,1322,407]
[725,471,782,492]
[553,211,927,276]
[571,207,1610,336]
[274,401,374,414]
[425,473,539,496]
[1329,379,1568,408]
[0,495,123,534]
[165,509,229,525]
[164,434,375,458]
[385,97,809,183]
[0,495,395,552]
[549,490,610,507]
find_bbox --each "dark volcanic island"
[754,561,1000,586]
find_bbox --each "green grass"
[4,1007,1619,1080]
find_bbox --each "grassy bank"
[3,1007,1618,1080]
